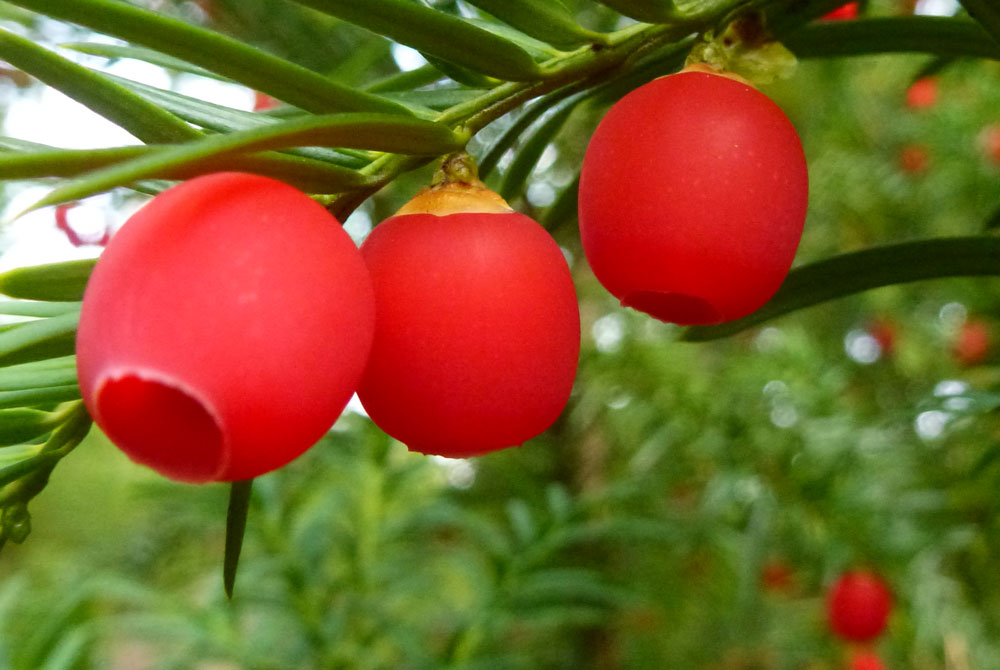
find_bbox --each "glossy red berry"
[357,169,580,458]
[578,65,808,325]
[827,570,892,642]
[77,172,375,483]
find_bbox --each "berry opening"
[96,374,225,483]
[622,291,721,325]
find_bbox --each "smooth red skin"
[822,2,859,20]
[579,70,808,325]
[76,172,375,483]
[826,571,892,642]
[906,78,937,109]
[357,211,580,457]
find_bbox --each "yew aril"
[898,144,930,175]
[849,650,886,670]
[978,124,1000,166]
[954,318,990,366]
[357,171,580,458]
[822,2,859,20]
[77,172,375,483]
[827,570,892,642]
[578,65,808,325]
[905,78,937,110]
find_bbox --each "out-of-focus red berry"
[978,124,1000,167]
[827,570,892,642]
[868,318,897,356]
[954,319,991,366]
[849,650,886,670]
[822,2,859,20]
[905,78,937,109]
[898,144,930,174]
[253,91,281,111]
[761,559,795,593]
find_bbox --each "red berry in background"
[905,77,937,109]
[55,202,110,247]
[253,91,281,111]
[826,570,892,642]
[868,318,897,357]
[761,559,795,593]
[77,172,375,483]
[898,144,930,175]
[357,157,580,458]
[849,650,886,670]
[822,2,859,20]
[578,64,808,325]
[954,318,991,366]
[978,124,1000,167]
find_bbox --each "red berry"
[357,174,580,457]
[578,65,808,325]
[761,559,795,593]
[898,144,930,174]
[253,91,281,111]
[905,78,937,110]
[826,571,892,642]
[954,319,990,366]
[849,650,886,670]
[822,2,859,20]
[77,173,375,482]
[978,124,1000,166]
[868,318,897,356]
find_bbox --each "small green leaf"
[223,479,253,599]
[63,42,228,80]
[0,409,62,447]
[683,237,1000,341]
[464,0,609,49]
[0,260,95,302]
[0,143,370,195]
[499,95,581,201]
[5,0,412,115]
[0,301,80,318]
[0,28,196,143]
[27,114,464,210]
[594,0,678,23]
[0,356,77,392]
[0,450,60,488]
[957,0,1000,45]
[785,17,1000,60]
[479,87,582,180]
[0,387,81,410]
[364,65,443,93]
[0,311,80,368]
[289,0,545,81]
[103,76,372,166]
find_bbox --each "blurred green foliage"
[2,0,1000,668]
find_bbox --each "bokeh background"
[2,0,1000,668]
